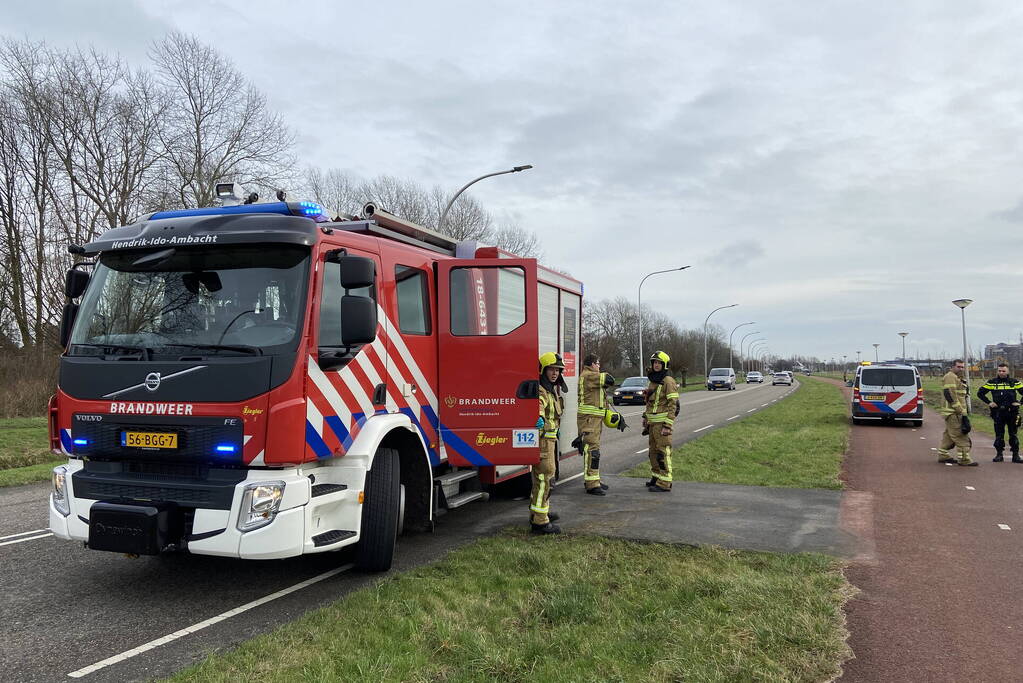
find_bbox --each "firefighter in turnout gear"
[576,354,621,495]
[531,352,566,534]
[643,351,679,491]
[977,363,1023,463]
[936,359,975,466]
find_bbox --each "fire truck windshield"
[68,245,310,359]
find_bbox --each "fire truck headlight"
[237,481,286,532]
[52,466,70,517]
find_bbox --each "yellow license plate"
[863,394,886,401]
[122,431,178,449]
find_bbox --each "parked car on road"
[772,372,793,386]
[613,376,649,405]
[746,371,764,383]
[707,367,737,390]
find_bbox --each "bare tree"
[304,167,362,218]
[150,31,295,207]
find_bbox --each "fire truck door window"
[319,261,374,347]
[538,283,559,353]
[449,266,526,336]
[395,265,431,335]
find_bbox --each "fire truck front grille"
[72,462,245,510]
[82,482,217,506]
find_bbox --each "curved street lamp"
[438,165,533,232]
[703,304,738,378]
[739,331,761,374]
[898,332,909,362]
[638,266,690,371]
[748,340,767,374]
[728,322,755,371]
[953,298,973,412]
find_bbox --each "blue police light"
[215,444,237,453]
[295,201,324,217]
[148,201,328,222]
[73,438,89,446]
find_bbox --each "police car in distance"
[612,376,648,405]
[850,362,923,427]
[746,371,764,383]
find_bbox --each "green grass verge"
[170,531,852,683]
[919,376,995,436]
[0,460,61,487]
[625,377,847,489]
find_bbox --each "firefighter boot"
[645,477,657,487]
[531,522,561,535]
[586,486,605,496]
[1013,453,1023,464]
[993,452,1004,462]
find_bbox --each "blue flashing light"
[295,200,324,217]
[215,444,237,453]
[149,202,293,220]
[73,438,89,446]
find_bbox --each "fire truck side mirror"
[338,256,375,290]
[340,295,377,345]
[516,380,539,400]
[65,268,90,299]
[59,302,79,348]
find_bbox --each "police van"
[850,362,924,426]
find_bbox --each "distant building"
[984,342,1023,367]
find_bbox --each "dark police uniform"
[977,375,1023,462]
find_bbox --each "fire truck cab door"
[437,259,540,466]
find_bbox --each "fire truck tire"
[355,447,401,572]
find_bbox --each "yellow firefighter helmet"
[649,350,670,369]
[539,351,566,372]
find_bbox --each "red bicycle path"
[834,376,1023,681]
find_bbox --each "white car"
[746,371,764,383]
[771,372,793,386]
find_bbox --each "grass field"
[625,377,847,489]
[170,531,853,683]
[0,417,60,487]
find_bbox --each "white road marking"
[945,463,956,466]
[66,565,353,679]
[693,425,714,433]
[0,528,49,541]
[920,437,926,440]
[556,472,584,486]
[965,486,975,490]
[930,447,938,451]
[0,533,52,547]
[636,448,649,454]
[761,403,769,407]
[727,415,740,421]
[747,409,756,413]
[998,524,1011,530]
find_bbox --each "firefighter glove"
[603,373,616,388]
[536,417,545,430]
[616,416,628,432]
[571,435,582,451]
[960,415,972,434]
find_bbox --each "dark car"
[612,376,649,405]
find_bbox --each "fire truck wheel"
[355,447,401,572]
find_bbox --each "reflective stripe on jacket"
[938,371,967,416]
[539,386,563,440]
[578,368,607,417]
[977,377,1023,408]
[644,376,679,424]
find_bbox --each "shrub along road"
[0,380,851,682]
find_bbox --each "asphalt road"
[0,380,797,682]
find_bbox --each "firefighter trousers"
[648,424,673,490]
[530,438,557,525]
[992,408,1020,455]
[938,413,972,463]
[577,415,603,490]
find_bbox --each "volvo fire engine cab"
[48,185,583,571]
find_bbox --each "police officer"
[531,352,566,534]
[642,350,679,492]
[936,359,975,466]
[576,354,617,495]
[977,363,1023,463]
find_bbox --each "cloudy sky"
[4,1,1023,363]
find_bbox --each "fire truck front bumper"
[49,460,317,559]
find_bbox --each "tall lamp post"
[739,331,760,374]
[898,332,909,362]
[438,165,533,232]
[749,340,767,373]
[728,322,755,371]
[872,343,880,361]
[953,299,973,412]
[704,304,738,378]
[638,266,690,372]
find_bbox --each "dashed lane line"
[636,448,649,454]
[66,564,353,678]
[0,528,49,541]
[761,403,769,407]
[998,524,1012,531]
[556,472,583,485]
[726,415,740,421]
[747,408,756,412]
[0,533,52,547]
[693,425,714,433]
[965,486,975,491]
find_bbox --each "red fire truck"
[48,188,583,571]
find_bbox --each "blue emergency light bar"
[73,438,89,446]
[149,201,327,221]
[215,444,237,453]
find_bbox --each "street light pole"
[728,322,755,372]
[898,332,909,362]
[872,343,880,362]
[438,165,533,232]
[739,331,760,375]
[856,350,861,366]
[703,304,738,379]
[638,266,690,373]
[748,340,766,374]
[953,299,973,413]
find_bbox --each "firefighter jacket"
[644,376,679,425]
[578,367,610,418]
[539,385,564,441]
[938,371,967,416]
[977,376,1023,409]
